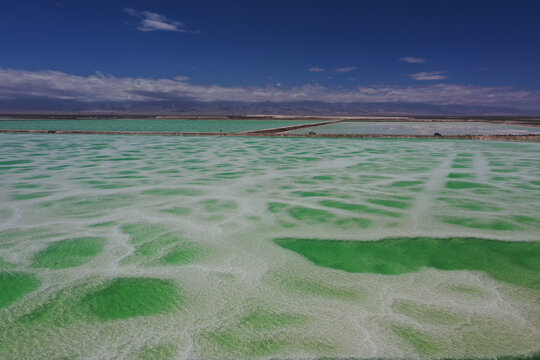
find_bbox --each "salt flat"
[290,121,540,135]
[0,133,539,359]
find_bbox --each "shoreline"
[1,128,539,142]
[1,114,539,124]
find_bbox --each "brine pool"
[290,121,540,135]
[0,133,539,360]
[0,118,323,133]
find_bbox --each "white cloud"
[400,57,426,64]
[124,7,137,16]
[309,67,325,72]
[335,67,357,73]
[410,71,447,81]
[174,75,190,81]
[0,67,538,109]
[124,8,192,33]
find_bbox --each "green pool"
[0,118,322,133]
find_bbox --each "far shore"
[1,113,539,125]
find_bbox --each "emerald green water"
[81,278,182,320]
[0,273,40,309]
[33,237,106,269]
[274,237,540,289]
[0,133,539,359]
[0,118,321,133]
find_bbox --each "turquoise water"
[0,133,539,359]
[290,121,540,135]
[0,118,321,133]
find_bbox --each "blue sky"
[1,0,539,108]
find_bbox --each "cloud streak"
[410,71,447,81]
[400,57,426,64]
[309,67,325,72]
[335,67,357,73]
[124,8,193,32]
[0,67,538,109]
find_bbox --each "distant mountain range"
[0,99,539,116]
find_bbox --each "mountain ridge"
[0,99,539,116]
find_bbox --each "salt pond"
[0,118,322,133]
[290,121,540,135]
[0,133,539,359]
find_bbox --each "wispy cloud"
[309,67,325,72]
[335,67,357,73]
[400,57,425,64]
[410,71,447,81]
[124,8,194,33]
[0,67,538,109]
